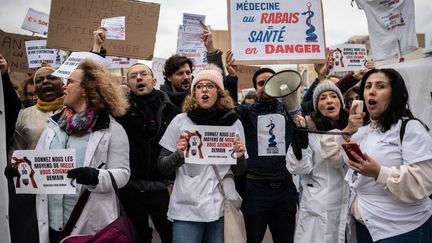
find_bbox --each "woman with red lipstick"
[345,68,432,243]
[158,64,247,243]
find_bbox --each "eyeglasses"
[129,71,151,79]
[194,83,216,91]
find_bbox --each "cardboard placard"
[0,29,43,72]
[21,8,49,35]
[183,125,239,165]
[47,0,160,60]
[11,149,76,194]
[228,0,325,64]
[236,64,260,90]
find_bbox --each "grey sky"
[0,0,431,59]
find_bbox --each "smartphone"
[342,143,365,163]
[352,100,364,114]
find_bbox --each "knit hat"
[312,81,345,112]
[191,64,224,91]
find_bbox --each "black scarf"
[187,108,238,126]
[129,90,162,136]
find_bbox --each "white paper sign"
[152,57,166,89]
[177,14,208,73]
[52,52,111,80]
[101,16,126,40]
[257,114,286,156]
[11,149,76,194]
[106,56,137,69]
[21,8,49,35]
[25,40,61,68]
[329,44,368,72]
[229,0,325,63]
[183,125,239,165]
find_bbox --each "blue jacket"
[236,100,293,177]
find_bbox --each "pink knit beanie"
[191,64,224,91]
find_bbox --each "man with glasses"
[115,63,179,243]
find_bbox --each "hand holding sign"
[233,138,245,158]
[200,21,216,53]
[92,26,107,53]
[176,132,189,159]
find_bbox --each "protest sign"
[52,52,111,80]
[0,29,43,72]
[236,64,260,90]
[329,44,368,72]
[183,125,239,165]
[47,0,160,60]
[25,40,61,68]
[106,56,137,69]
[21,8,49,35]
[10,149,76,194]
[228,0,325,64]
[101,16,126,40]
[152,57,166,89]
[178,14,207,72]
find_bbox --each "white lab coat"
[286,132,352,243]
[35,116,130,243]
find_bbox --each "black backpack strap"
[399,119,411,143]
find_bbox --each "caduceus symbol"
[302,2,318,42]
[267,118,277,147]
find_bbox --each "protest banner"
[152,57,166,89]
[183,125,239,165]
[228,0,325,64]
[10,149,76,194]
[329,44,368,72]
[25,40,61,68]
[52,52,111,80]
[177,14,207,73]
[106,56,137,69]
[0,29,43,72]
[21,8,49,36]
[47,0,160,60]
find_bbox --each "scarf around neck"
[187,108,238,126]
[57,107,98,136]
[36,96,64,112]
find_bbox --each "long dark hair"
[360,68,415,132]
[310,108,349,131]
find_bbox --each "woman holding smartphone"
[286,81,363,243]
[345,68,432,243]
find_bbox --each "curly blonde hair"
[182,88,235,113]
[77,59,129,116]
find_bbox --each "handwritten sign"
[229,0,325,64]
[152,57,166,89]
[25,40,61,68]
[106,56,137,69]
[52,52,111,80]
[21,8,49,35]
[0,29,43,72]
[101,16,126,40]
[47,0,160,60]
[183,125,239,165]
[329,44,368,72]
[11,149,76,194]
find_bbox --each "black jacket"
[115,90,179,192]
